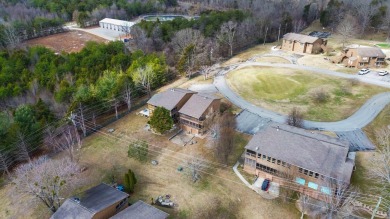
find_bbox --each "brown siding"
[343,48,386,68]
[179,99,221,135]
[243,149,342,200]
[281,38,325,54]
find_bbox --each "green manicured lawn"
[376,43,390,48]
[226,66,390,122]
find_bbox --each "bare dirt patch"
[26,30,108,53]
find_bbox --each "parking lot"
[357,69,390,82]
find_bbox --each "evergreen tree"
[149,107,173,134]
[123,169,137,193]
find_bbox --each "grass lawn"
[226,66,390,122]
[376,43,390,48]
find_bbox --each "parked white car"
[358,69,370,75]
[378,70,389,76]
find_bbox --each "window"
[272,158,276,163]
[257,153,261,158]
[277,160,281,165]
[309,171,313,177]
[304,169,308,175]
[315,173,319,179]
[262,155,266,160]
[282,161,286,167]
[299,168,303,173]
[267,157,271,162]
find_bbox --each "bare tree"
[134,65,153,98]
[172,28,205,77]
[123,80,132,112]
[369,128,390,186]
[16,132,32,163]
[319,180,357,218]
[187,155,207,182]
[2,25,21,51]
[297,193,311,219]
[337,14,359,48]
[217,21,238,57]
[286,107,304,128]
[214,111,236,164]
[130,26,153,53]
[353,0,376,35]
[12,156,80,213]
[0,152,12,177]
[53,125,81,162]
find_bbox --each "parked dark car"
[261,179,271,191]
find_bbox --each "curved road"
[214,62,390,132]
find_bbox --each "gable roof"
[51,183,129,219]
[245,123,354,182]
[147,88,196,111]
[283,33,320,44]
[178,93,220,119]
[110,200,169,219]
[355,47,386,58]
[51,199,94,219]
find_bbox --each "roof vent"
[73,197,80,204]
[255,147,259,151]
[277,126,280,131]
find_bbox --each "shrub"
[286,107,304,128]
[128,140,148,162]
[311,88,330,103]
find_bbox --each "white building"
[99,18,135,32]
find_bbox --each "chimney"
[277,126,280,131]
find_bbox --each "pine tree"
[123,169,137,193]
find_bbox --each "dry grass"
[255,56,291,64]
[226,66,390,121]
[0,111,300,218]
[26,30,108,53]
[223,43,278,66]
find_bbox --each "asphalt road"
[214,62,390,132]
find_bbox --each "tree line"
[0,41,169,173]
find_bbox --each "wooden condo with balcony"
[243,124,355,200]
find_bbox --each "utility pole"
[277,24,281,42]
[371,197,381,219]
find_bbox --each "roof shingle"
[178,93,219,119]
[110,200,169,219]
[147,88,196,111]
[245,124,353,182]
[283,33,321,44]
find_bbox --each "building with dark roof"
[51,183,129,219]
[335,46,387,68]
[178,93,221,135]
[281,33,327,54]
[243,123,355,200]
[110,200,169,219]
[147,88,197,121]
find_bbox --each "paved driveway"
[214,62,390,132]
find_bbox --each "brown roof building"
[51,183,129,219]
[244,124,354,200]
[147,88,196,121]
[281,33,327,54]
[334,47,387,68]
[179,93,221,135]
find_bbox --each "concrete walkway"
[214,62,390,132]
